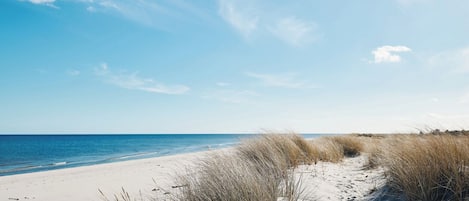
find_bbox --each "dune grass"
[381,134,469,201]
[359,132,469,201]
[310,135,364,163]
[177,134,316,201]
[176,153,280,201]
[100,131,468,201]
[100,134,321,201]
[328,136,364,157]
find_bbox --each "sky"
[1,0,469,134]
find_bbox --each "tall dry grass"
[176,134,316,201]
[379,134,469,200]
[311,137,343,163]
[329,136,364,157]
[291,134,320,165]
[101,134,371,201]
[311,135,364,163]
[176,153,280,201]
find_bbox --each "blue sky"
[1,0,469,134]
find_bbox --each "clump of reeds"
[362,139,384,169]
[330,136,364,157]
[290,134,320,165]
[176,134,316,201]
[311,135,364,163]
[311,137,344,163]
[176,153,280,201]
[381,134,469,200]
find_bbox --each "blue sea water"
[0,134,324,176]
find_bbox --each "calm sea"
[0,134,324,176]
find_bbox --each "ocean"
[0,134,324,176]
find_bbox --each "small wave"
[52,162,67,166]
[216,142,237,147]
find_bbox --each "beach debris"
[163,192,171,195]
[152,188,159,191]
[171,184,187,188]
[8,198,19,201]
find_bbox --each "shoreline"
[0,147,215,177]
[0,134,325,177]
[0,150,212,201]
[6,133,463,201]
[0,140,386,201]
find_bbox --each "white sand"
[1,151,386,201]
[0,151,205,201]
[296,155,386,201]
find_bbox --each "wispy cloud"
[23,0,208,28]
[95,63,189,95]
[24,0,59,8]
[29,0,54,3]
[86,6,96,12]
[428,47,469,73]
[371,45,412,63]
[203,89,259,104]
[218,0,258,38]
[246,72,317,89]
[217,1,319,46]
[269,17,318,47]
[94,0,165,26]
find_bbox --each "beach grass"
[176,134,315,201]
[359,131,469,200]
[380,133,469,200]
[101,131,469,201]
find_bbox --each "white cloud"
[371,45,412,63]
[95,63,189,95]
[428,47,469,73]
[217,1,320,47]
[28,0,55,4]
[48,0,202,27]
[269,17,318,46]
[99,0,121,10]
[246,72,317,89]
[25,0,58,8]
[86,6,96,12]
[218,0,258,38]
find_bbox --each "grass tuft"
[176,133,316,201]
[329,136,364,157]
[381,134,469,200]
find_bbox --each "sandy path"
[297,155,386,201]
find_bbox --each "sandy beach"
[0,151,204,201]
[0,148,386,201]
